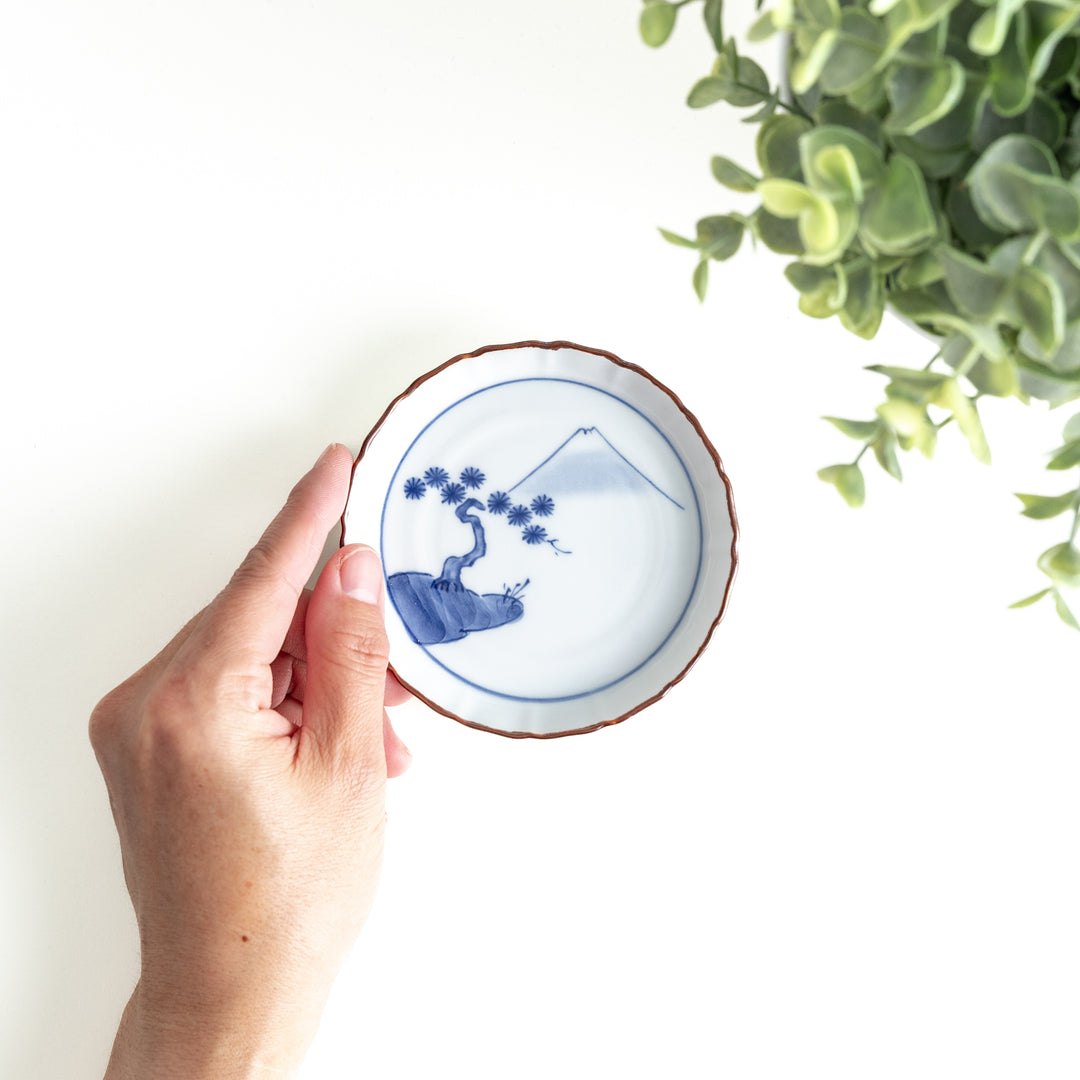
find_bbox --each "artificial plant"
[641,0,1080,628]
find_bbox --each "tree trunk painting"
[387,499,526,645]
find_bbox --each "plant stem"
[721,79,811,121]
[953,342,981,381]
[1021,230,1050,267]
[777,96,812,120]
[923,346,945,373]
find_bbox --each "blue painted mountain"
[509,426,684,508]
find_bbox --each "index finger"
[196,443,354,668]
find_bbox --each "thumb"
[301,544,390,778]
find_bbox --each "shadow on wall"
[0,320,473,1078]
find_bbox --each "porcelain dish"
[343,341,737,737]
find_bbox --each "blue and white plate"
[343,341,737,738]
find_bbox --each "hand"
[90,444,411,1079]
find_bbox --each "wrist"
[104,975,327,1080]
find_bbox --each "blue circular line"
[380,377,703,703]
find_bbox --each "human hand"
[90,444,411,1079]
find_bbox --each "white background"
[2,2,1078,1078]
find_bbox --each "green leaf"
[640,1,677,47]
[966,134,1061,233]
[873,428,903,480]
[1054,590,1080,630]
[1029,5,1080,86]
[933,378,992,464]
[1064,414,1080,443]
[1036,241,1080,323]
[884,59,966,136]
[801,0,841,29]
[819,7,887,96]
[1014,265,1066,357]
[882,0,961,47]
[711,155,759,192]
[889,135,970,180]
[1013,353,1080,406]
[944,181,1005,251]
[742,88,780,125]
[876,397,937,458]
[823,416,881,440]
[937,246,1011,320]
[659,228,700,250]
[696,214,745,260]
[816,102,884,148]
[754,208,804,255]
[968,0,1027,57]
[888,285,1008,362]
[747,10,778,42]
[908,75,983,155]
[786,262,847,317]
[1013,491,1078,520]
[1038,542,1080,587]
[1044,35,1080,91]
[859,154,938,256]
[838,260,884,339]
[719,36,738,74]
[987,12,1034,117]
[938,333,1020,399]
[688,76,733,109]
[972,167,1080,239]
[970,132,1059,179]
[791,29,839,94]
[866,364,948,391]
[895,249,944,290]
[703,0,724,52]
[799,126,885,195]
[845,66,889,114]
[1019,323,1080,378]
[1047,440,1080,470]
[967,355,1021,399]
[817,463,866,507]
[725,56,772,107]
[984,235,1027,277]
[893,18,950,62]
[756,115,814,179]
[690,50,774,110]
[1008,587,1051,609]
[806,144,864,201]
[758,180,842,258]
[971,94,1042,152]
[692,258,709,302]
[972,91,1068,156]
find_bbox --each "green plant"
[641,0,1080,628]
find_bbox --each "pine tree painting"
[388,465,569,645]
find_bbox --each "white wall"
[2,2,1078,1077]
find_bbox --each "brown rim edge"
[340,339,739,740]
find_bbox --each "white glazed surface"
[345,344,736,736]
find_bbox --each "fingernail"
[316,442,341,467]
[340,546,382,605]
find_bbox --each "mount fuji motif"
[509,427,684,508]
[388,426,685,646]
